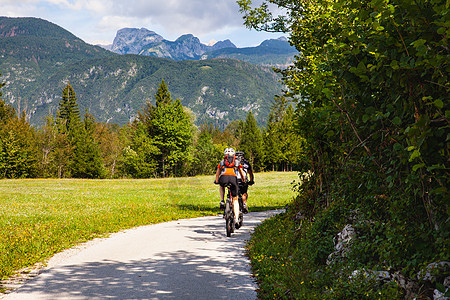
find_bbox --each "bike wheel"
[225,202,232,237]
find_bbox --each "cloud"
[34,0,245,37]
[110,1,243,37]
[2,0,279,46]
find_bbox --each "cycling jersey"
[236,158,251,181]
[218,160,242,176]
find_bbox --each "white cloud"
[2,0,281,47]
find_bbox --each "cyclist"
[214,147,246,225]
[235,151,254,213]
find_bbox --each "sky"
[1,0,284,48]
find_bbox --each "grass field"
[0,172,298,283]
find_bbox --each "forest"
[0,78,302,179]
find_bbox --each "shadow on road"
[15,251,254,299]
[5,212,281,299]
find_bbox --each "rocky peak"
[210,39,236,51]
[109,27,237,60]
[111,28,164,55]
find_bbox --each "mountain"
[0,17,282,128]
[201,37,298,68]
[106,28,297,67]
[111,28,164,55]
[110,28,236,60]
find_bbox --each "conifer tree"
[132,79,194,177]
[57,82,81,137]
[239,111,263,171]
[70,113,105,178]
[54,83,104,178]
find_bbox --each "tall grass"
[0,172,297,282]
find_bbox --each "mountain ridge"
[0,17,282,128]
[103,27,297,67]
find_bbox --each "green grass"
[0,172,297,282]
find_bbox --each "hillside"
[0,17,282,128]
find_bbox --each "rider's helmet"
[224,147,235,156]
[236,151,244,159]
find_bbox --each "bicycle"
[223,183,244,237]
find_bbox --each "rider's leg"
[219,185,225,208]
[232,196,240,223]
[242,192,248,204]
[219,185,225,201]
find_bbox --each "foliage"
[247,208,404,299]
[0,73,39,178]
[70,113,105,178]
[120,120,160,178]
[54,84,104,178]
[239,0,449,297]
[0,112,39,179]
[93,123,125,179]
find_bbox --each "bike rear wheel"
[225,202,233,237]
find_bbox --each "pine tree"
[57,83,81,137]
[239,111,263,171]
[70,113,105,178]
[133,79,194,177]
[54,83,105,178]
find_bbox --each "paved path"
[4,210,282,300]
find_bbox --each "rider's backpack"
[224,154,236,168]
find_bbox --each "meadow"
[0,172,298,283]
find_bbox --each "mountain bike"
[223,183,244,237]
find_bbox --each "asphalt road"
[4,210,282,300]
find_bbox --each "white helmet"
[224,147,235,155]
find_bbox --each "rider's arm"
[248,165,254,182]
[238,167,246,183]
[215,165,221,183]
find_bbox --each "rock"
[418,261,450,282]
[327,224,356,265]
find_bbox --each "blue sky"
[2,0,284,47]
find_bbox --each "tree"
[94,122,125,178]
[264,95,291,171]
[57,82,81,138]
[129,80,195,178]
[70,113,105,178]
[147,80,195,177]
[36,116,60,177]
[239,111,263,171]
[192,123,223,176]
[120,119,160,178]
[0,73,38,178]
[55,83,104,178]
